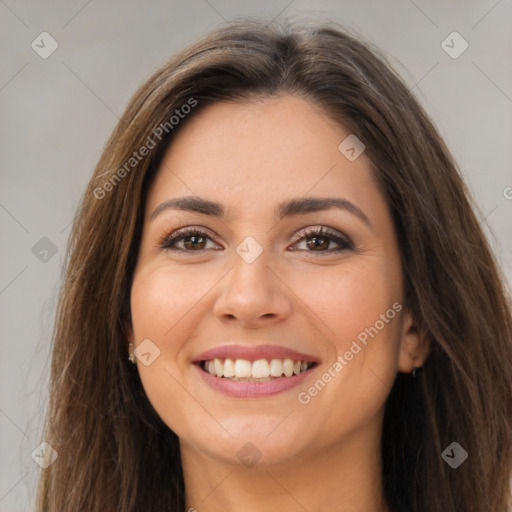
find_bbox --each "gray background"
[1,1,511,510]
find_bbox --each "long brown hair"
[35,19,512,512]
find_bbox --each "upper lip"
[193,344,320,363]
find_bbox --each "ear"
[397,308,430,373]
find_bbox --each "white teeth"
[214,359,224,377]
[269,359,283,377]
[283,359,294,377]
[223,358,235,378]
[252,359,270,378]
[234,359,252,378]
[203,357,313,379]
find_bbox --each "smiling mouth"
[199,358,317,382]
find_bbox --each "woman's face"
[129,94,424,467]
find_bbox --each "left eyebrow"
[275,197,372,229]
[150,195,373,230]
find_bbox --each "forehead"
[145,94,382,222]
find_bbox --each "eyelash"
[158,226,354,254]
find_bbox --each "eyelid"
[158,224,354,255]
[157,225,221,250]
[291,225,349,243]
[290,225,354,252]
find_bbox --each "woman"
[35,19,512,512]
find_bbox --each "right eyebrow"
[150,196,224,221]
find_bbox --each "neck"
[180,417,391,512]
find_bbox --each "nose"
[212,245,293,328]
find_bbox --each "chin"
[179,418,312,468]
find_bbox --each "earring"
[412,366,422,378]
[128,343,136,364]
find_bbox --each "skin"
[128,94,430,512]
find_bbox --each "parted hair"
[35,19,512,512]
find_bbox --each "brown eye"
[305,234,330,251]
[292,227,353,253]
[160,228,221,252]
[181,234,207,250]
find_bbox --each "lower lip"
[194,364,315,398]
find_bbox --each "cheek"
[130,265,212,341]
[295,254,403,403]
[300,256,403,347]
[129,267,209,433]
[291,259,403,441]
